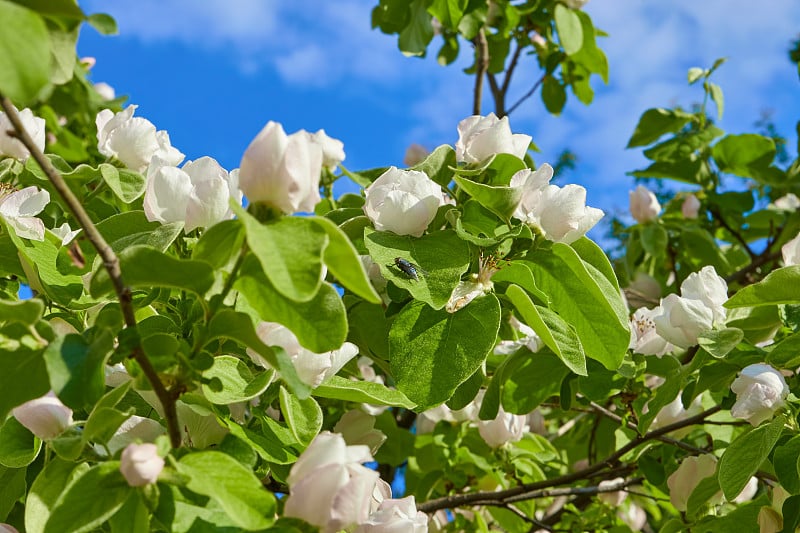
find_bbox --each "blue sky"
[76,0,800,224]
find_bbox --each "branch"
[506,73,546,117]
[0,96,182,448]
[472,30,490,115]
[724,250,781,285]
[418,405,721,513]
[709,207,756,260]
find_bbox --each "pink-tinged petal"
[285,463,350,528]
[329,465,381,531]
[288,432,349,485]
[0,186,50,217]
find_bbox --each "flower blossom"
[363,167,445,237]
[0,186,50,241]
[730,363,789,426]
[356,496,428,532]
[0,104,45,161]
[96,106,184,173]
[455,112,531,163]
[12,391,72,439]
[120,443,164,487]
[629,185,660,223]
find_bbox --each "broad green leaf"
[410,144,456,187]
[708,81,724,119]
[201,355,273,405]
[570,237,620,292]
[773,435,800,494]
[448,203,524,247]
[505,284,586,375]
[311,216,381,304]
[26,459,89,533]
[398,0,433,57]
[87,12,117,35]
[192,219,245,269]
[627,108,693,148]
[686,475,722,519]
[234,204,326,303]
[205,310,310,400]
[628,159,708,185]
[541,76,566,115]
[697,328,744,358]
[236,256,348,353]
[783,496,800,533]
[279,386,322,446]
[365,228,470,310]
[178,451,276,530]
[718,415,784,500]
[428,0,466,28]
[90,245,215,297]
[0,297,43,325]
[44,462,133,533]
[95,211,174,252]
[47,24,78,85]
[43,330,111,409]
[712,134,775,179]
[688,67,705,84]
[223,418,298,465]
[0,415,40,467]
[725,266,800,307]
[81,407,132,446]
[554,3,583,55]
[525,244,629,370]
[453,174,522,222]
[108,492,148,533]
[100,165,145,203]
[0,0,51,103]
[767,332,800,368]
[641,223,667,257]
[314,375,416,409]
[491,262,548,304]
[0,465,26,524]
[0,342,49,421]
[390,294,500,410]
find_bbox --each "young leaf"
[201,355,273,405]
[279,386,322,446]
[313,376,416,409]
[718,415,784,500]
[0,416,41,468]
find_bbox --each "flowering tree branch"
[0,95,182,448]
[417,405,722,513]
[506,73,547,117]
[472,29,490,115]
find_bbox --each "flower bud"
[682,194,701,219]
[455,113,531,163]
[629,185,660,223]
[239,121,323,214]
[0,104,45,161]
[12,391,72,439]
[477,406,528,448]
[356,496,428,532]
[94,82,116,101]
[403,143,429,166]
[120,443,164,487]
[666,454,720,512]
[363,167,445,237]
[652,294,714,348]
[730,364,789,426]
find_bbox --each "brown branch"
[506,73,547,117]
[472,30,490,115]
[0,96,181,448]
[724,250,781,285]
[709,207,756,260]
[487,73,505,117]
[418,405,721,513]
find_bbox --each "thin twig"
[709,207,756,260]
[507,73,546,116]
[0,96,181,448]
[724,250,781,285]
[473,30,490,115]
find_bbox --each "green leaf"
[100,165,145,203]
[47,24,78,85]
[398,0,433,57]
[87,12,117,35]
[222,418,298,465]
[766,332,800,368]
[201,355,273,405]
[234,205,326,303]
[236,256,348,354]
[697,328,744,358]
[0,464,25,522]
[43,330,111,409]
[365,228,470,310]
[453,174,522,222]
[641,223,668,257]
[554,3,583,55]
[90,245,215,298]
[108,491,148,533]
[314,375,416,408]
[541,76,566,115]
[505,284,586,375]
[428,0,466,28]
[773,435,800,494]
[0,0,51,103]
[0,342,49,421]
[686,474,722,519]
[725,266,800,307]
[712,134,775,179]
[26,459,89,533]
[44,462,133,533]
[311,216,381,304]
[718,415,784,500]
[0,415,40,467]
[708,81,724,119]
[178,451,276,530]
[410,144,457,187]
[95,211,178,253]
[0,297,43,325]
[205,310,311,400]
[279,386,322,446]
[390,294,500,410]
[81,407,132,446]
[627,108,693,148]
[501,351,569,414]
[192,219,245,269]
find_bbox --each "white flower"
[363,167,445,237]
[50,222,81,245]
[455,112,531,163]
[650,393,703,438]
[403,143,429,166]
[0,186,50,241]
[303,129,345,170]
[682,194,701,219]
[143,156,242,231]
[284,432,382,533]
[774,193,800,211]
[511,164,604,244]
[104,415,165,456]
[94,82,116,101]
[666,454,721,512]
[239,121,323,214]
[477,405,528,448]
[630,306,674,356]
[96,106,184,173]
[446,254,500,313]
[652,294,714,349]
[356,496,428,533]
[0,105,45,161]
[120,443,164,487]
[334,410,387,455]
[782,232,800,266]
[730,364,789,426]
[679,266,728,325]
[629,185,661,223]
[732,476,759,503]
[12,391,72,439]
[248,322,359,388]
